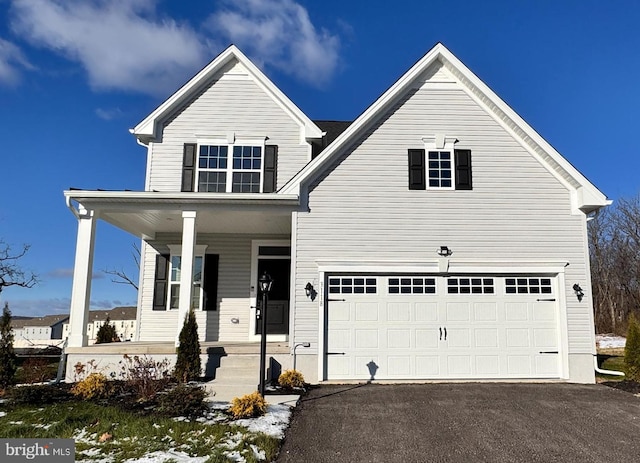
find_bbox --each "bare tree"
[0,240,37,294]
[102,242,140,291]
[589,195,640,334]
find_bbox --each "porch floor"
[65,341,291,355]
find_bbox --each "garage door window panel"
[505,278,553,294]
[329,277,377,294]
[448,278,494,294]
[388,277,436,294]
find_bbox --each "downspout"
[593,355,625,376]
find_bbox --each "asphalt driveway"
[276,383,640,462]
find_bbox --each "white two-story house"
[64,43,609,384]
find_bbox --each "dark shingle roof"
[11,314,69,329]
[313,120,352,146]
[87,306,137,322]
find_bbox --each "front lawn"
[0,388,286,463]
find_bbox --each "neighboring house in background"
[62,306,137,344]
[12,315,69,349]
[64,43,609,384]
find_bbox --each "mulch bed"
[601,380,640,395]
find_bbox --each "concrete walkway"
[277,383,640,462]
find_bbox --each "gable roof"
[281,43,610,214]
[132,45,323,143]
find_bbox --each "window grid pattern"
[197,145,262,193]
[328,277,377,294]
[505,278,552,294]
[428,151,452,188]
[447,277,495,294]
[198,171,227,192]
[169,256,203,310]
[388,277,436,294]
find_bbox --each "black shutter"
[408,149,426,190]
[181,143,197,192]
[263,145,278,193]
[203,254,219,311]
[152,254,170,311]
[454,149,472,190]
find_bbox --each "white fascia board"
[437,47,610,212]
[64,190,299,205]
[281,44,446,194]
[131,45,322,142]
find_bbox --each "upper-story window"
[198,144,263,193]
[182,142,278,193]
[408,135,472,191]
[428,151,453,188]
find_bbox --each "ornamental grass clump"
[71,372,111,400]
[278,369,305,390]
[229,391,267,419]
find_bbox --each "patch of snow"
[0,411,6,417]
[33,422,53,430]
[596,334,626,349]
[120,450,208,463]
[9,421,23,425]
[234,404,292,439]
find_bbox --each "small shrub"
[174,309,201,383]
[71,373,110,400]
[278,369,306,390]
[18,357,58,384]
[96,316,119,344]
[229,391,267,419]
[118,354,172,402]
[624,314,640,381]
[73,359,100,381]
[9,384,72,405]
[0,302,17,388]
[157,383,207,418]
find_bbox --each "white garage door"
[325,275,560,380]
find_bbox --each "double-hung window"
[169,254,204,310]
[198,142,263,193]
[428,151,453,188]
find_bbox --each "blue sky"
[1,0,639,317]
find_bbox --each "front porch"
[63,191,299,348]
[65,341,293,399]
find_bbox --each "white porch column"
[67,207,97,348]
[176,211,197,346]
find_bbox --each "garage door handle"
[326,352,346,355]
[539,351,559,354]
[439,327,442,340]
[536,298,556,302]
[444,327,447,340]
[327,298,346,302]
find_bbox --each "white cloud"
[208,0,340,87]
[95,107,123,121]
[0,37,33,85]
[10,0,208,95]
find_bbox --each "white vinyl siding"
[138,233,288,342]
[146,59,309,192]
[293,75,592,356]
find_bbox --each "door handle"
[439,327,443,340]
[444,327,447,340]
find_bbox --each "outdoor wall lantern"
[304,282,317,301]
[573,283,584,302]
[437,246,453,257]
[258,271,273,397]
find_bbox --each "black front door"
[257,258,290,335]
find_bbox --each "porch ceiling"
[64,191,299,239]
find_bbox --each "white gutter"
[594,355,625,377]
[65,195,80,219]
